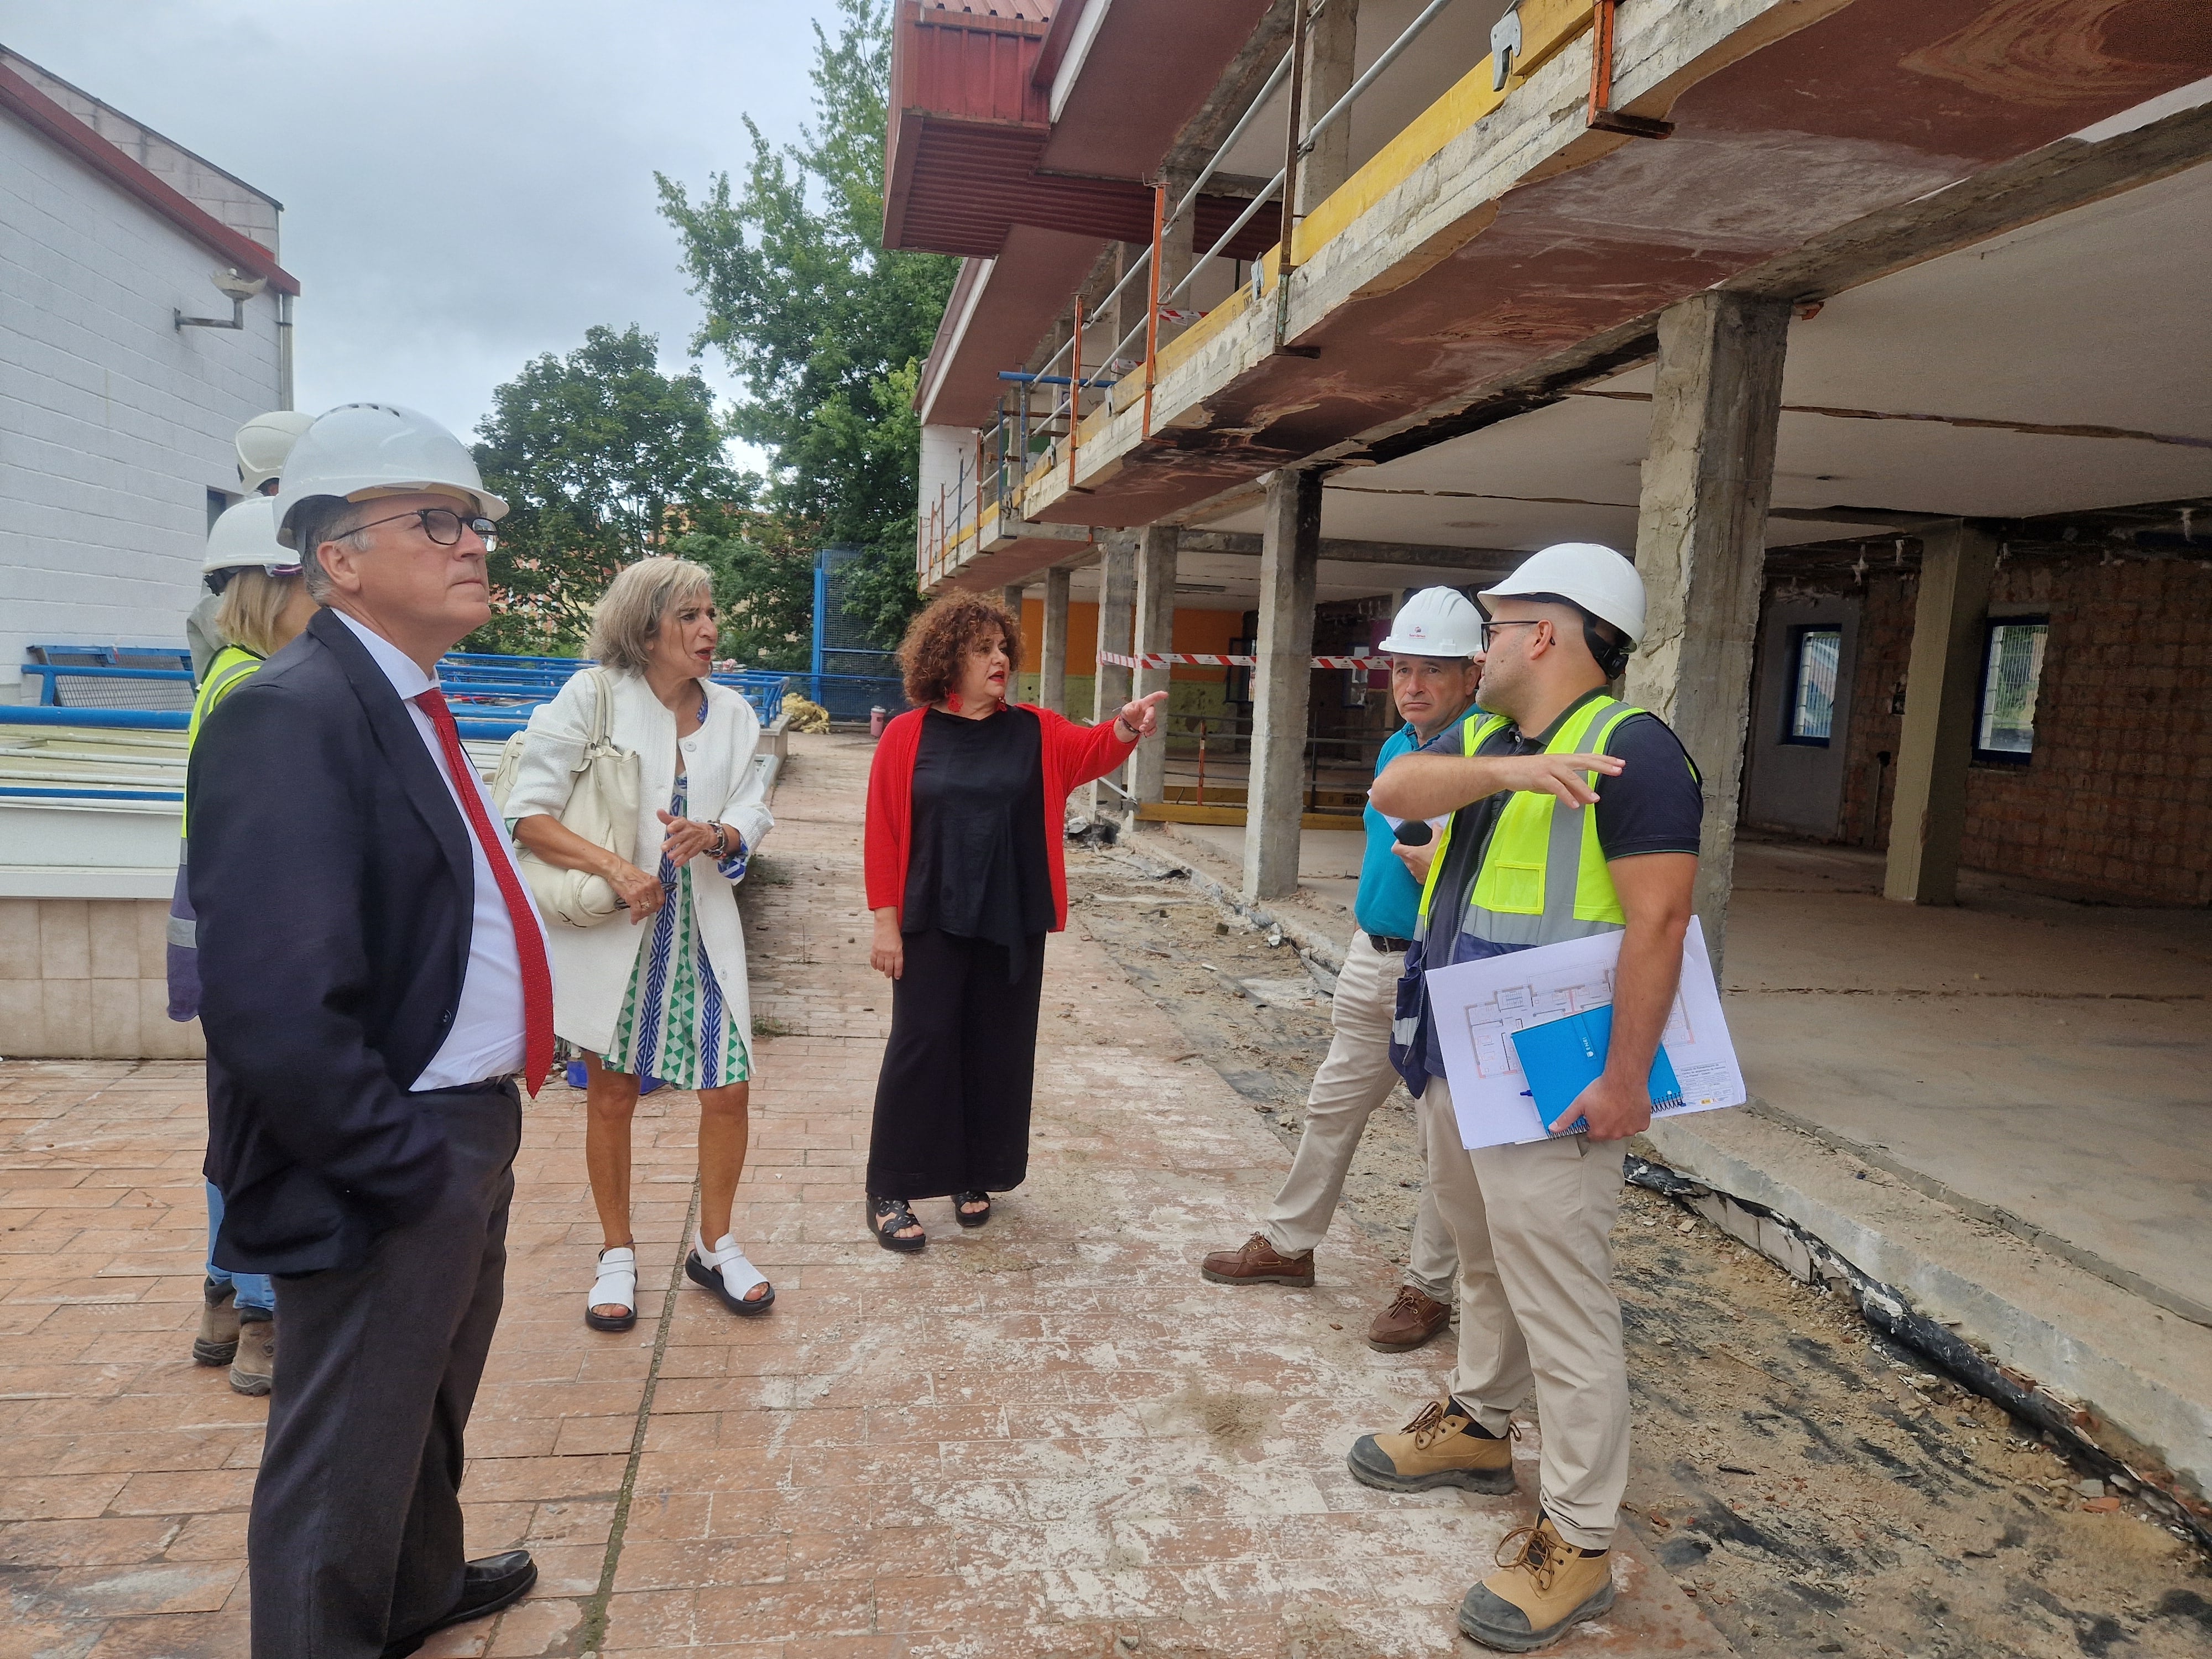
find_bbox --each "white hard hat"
[273,403,509,549]
[1376,586,1484,657]
[234,410,316,493]
[1479,542,1646,644]
[203,495,301,573]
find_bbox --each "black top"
[902,705,1055,963]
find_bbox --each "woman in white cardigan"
[507,558,775,1330]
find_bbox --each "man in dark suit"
[191,403,555,1659]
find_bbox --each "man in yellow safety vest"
[1353,542,1704,1653]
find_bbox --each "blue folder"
[1508,1004,1682,1138]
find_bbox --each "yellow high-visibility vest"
[1415,695,1653,948]
[181,644,264,834]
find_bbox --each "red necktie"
[415,688,554,1097]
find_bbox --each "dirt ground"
[1066,841,2212,1659]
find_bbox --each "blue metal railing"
[18,659,790,729]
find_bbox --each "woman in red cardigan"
[864,593,1164,1249]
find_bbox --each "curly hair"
[896,592,1022,708]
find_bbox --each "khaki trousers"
[1260,931,1457,1302]
[1417,1076,1629,1551]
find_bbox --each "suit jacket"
[190,608,476,1275]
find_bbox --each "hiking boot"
[1459,1517,1614,1652]
[1347,1393,1515,1494]
[194,1277,239,1367]
[1199,1233,1314,1287]
[230,1311,274,1397]
[1366,1284,1451,1352]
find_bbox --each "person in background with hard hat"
[190,403,546,1658]
[167,497,319,1395]
[1198,586,1484,1353]
[1352,544,1703,1653]
[187,410,315,682]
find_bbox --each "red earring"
[946,691,962,713]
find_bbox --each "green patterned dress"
[600,778,752,1088]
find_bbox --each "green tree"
[469,324,745,653]
[658,0,955,649]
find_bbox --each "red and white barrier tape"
[1097,650,1389,670]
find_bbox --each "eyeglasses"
[350,506,497,549]
[1479,619,1546,651]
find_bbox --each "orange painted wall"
[1017,600,1243,677]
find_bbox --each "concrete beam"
[1625,290,1791,977]
[1131,526,1178,804]
[1176,528,1515,573]
[1883,520,1999,906]
[1243,470,1322,900]
[1087,535,1138,818]
[1040,565,1072,713]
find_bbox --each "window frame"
[1973,615,2050,766]
[1780,623,1844,749]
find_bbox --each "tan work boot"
[1366,1284,1451,1352]
[1458,1517,1614,1652]
[194,1277,239,1367]
[1346,1393,1515,1494]
[1199,1233,1314,1287]
[229,1312,274,1397]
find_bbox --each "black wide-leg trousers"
[248,1082,520,1658]
[867,927,1046,1200]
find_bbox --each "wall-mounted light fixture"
[176,267,267,331]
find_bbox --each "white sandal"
[585,1245,638,1332]
[686,1230,774,1317]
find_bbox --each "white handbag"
[490,668,641,928]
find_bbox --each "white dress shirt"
[332,611,549,1091]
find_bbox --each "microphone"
[1394,820,1434,847]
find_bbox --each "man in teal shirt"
[1201,588,1486,1351]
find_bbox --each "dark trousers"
[867,928,1046,1199]
[248,1083,521,1659]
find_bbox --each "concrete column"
[1624,290,1791,975]
[1087,535,1138,818]
[1156,167,1198,353]
[1130,525,1179,806]
[1243,470,1322,900]
[1040,565,1072,714]
[1112,243,1148,369]
[1297,0,1359,210]
[1883,521,1999,906]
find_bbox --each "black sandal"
[867,1194,926,1253]
[952,1190,992,1228]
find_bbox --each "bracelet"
[707,825,729,859]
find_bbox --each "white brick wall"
[0,111,284,690]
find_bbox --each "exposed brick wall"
[1837,569,1915,849]
[1825,554,2212,905]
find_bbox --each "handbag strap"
[584,666,615,754]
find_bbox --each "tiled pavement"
[0,732,1727,1658]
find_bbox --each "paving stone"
[0,734,1726,1656]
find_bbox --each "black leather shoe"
[380,1551,538,1656]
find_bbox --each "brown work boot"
[1199,1233,1314,1287]
[193,1277,239,1366]
[1347,1393,1515,1494]
[1458,1517,1614,1652]
[229,1312,274,1397]
[1367,1284,1451,1352]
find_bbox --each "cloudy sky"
[1,0,846,463]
